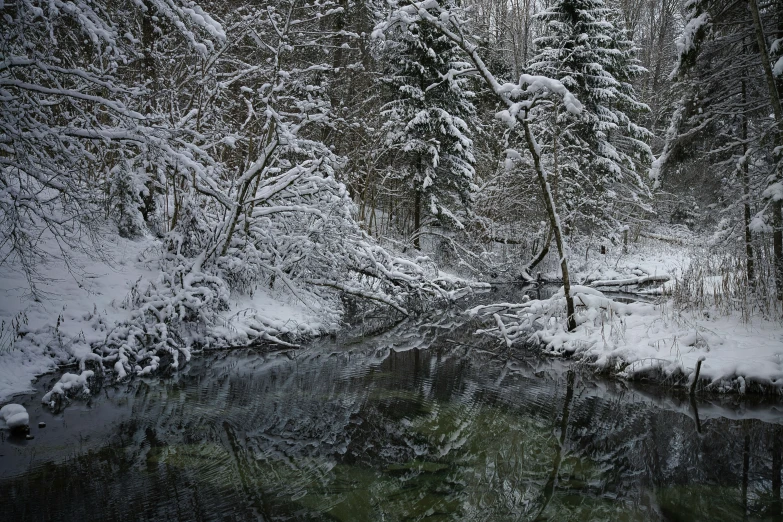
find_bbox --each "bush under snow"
[470,286,783,393]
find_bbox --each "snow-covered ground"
[569,233,689,288]
[3,228,780,406]
[0,232,329,403]
[473,235,783,394]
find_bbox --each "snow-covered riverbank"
[473,236,783,394]
[0,233,331,403]
[472,286,783,393]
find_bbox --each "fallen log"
[589,274,670,288]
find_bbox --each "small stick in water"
[690,356,705,396]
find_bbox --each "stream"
[1,286,782,521]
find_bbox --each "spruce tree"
[381,16,477,249]
[529,0,653,235]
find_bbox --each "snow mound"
[42,371,95,408]
[0,403,29,430]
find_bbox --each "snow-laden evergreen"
[529,0,654,236]
[380,8,478,247]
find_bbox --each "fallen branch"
[590,274,670,288]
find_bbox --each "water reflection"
[1,292,782,521]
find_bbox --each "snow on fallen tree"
[469,287,783,394]
[589,274,670,289]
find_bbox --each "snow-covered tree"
[375,0,586,331]
[0,0,467,394]
[529,0,654,236]
[380,13,478,249]
[0,0,226,297]
[662,0,783,301]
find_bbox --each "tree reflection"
[1,302,782,520]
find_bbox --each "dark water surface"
[2,288,783,521]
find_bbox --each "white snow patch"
[41,371,95,406]
[474,288,783,393]
[0,403,29,430]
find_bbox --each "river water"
[1,287,782,520]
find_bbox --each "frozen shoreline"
[0,233,331,404]
[472,237,783,395]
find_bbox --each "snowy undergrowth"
[470,286,783,394]
[571,228,692,289]
[0,221,465,406]
[470,232,783,394]
[0,231,325,403]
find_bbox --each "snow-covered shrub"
[41,371,96,410]
[167,196,213,259]
[0,0,226,301]
[109,164,146,239]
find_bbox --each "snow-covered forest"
[2,0,783,405]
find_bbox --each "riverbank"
[472,286,783,393]
[472,235,783,395]
[0,232,332,403]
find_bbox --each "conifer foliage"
[381,14,478,248]
[529,0,653,234]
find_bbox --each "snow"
[475,285,783,393]
[762,181,783,202]
[0,231,155,402]
[0,403,29,430]
[518,74,583,115]
[774,55,783,77]
[211,290,331,347]
[41,371,95,407]
[473,235,783,394]
[572,236,689,288]
[0,230,329,404]
[675,12,709,58]
[750,215,771,233]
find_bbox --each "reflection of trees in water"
[1,306,782,520]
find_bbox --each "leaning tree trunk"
[749,0,783,300]
[413,189,421,250]
[525,225,553,274]
[405,5,578,331]
[522,120,577,331]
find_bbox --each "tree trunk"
[413,10,577,330]
[413,189,421,250]
[775,203,783,300]
[140,0,159,226]
[525,225,553,274]
[741,76,755,288]
[522,121,577,331]
[220,122,276,257]
[552,125,560,204]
